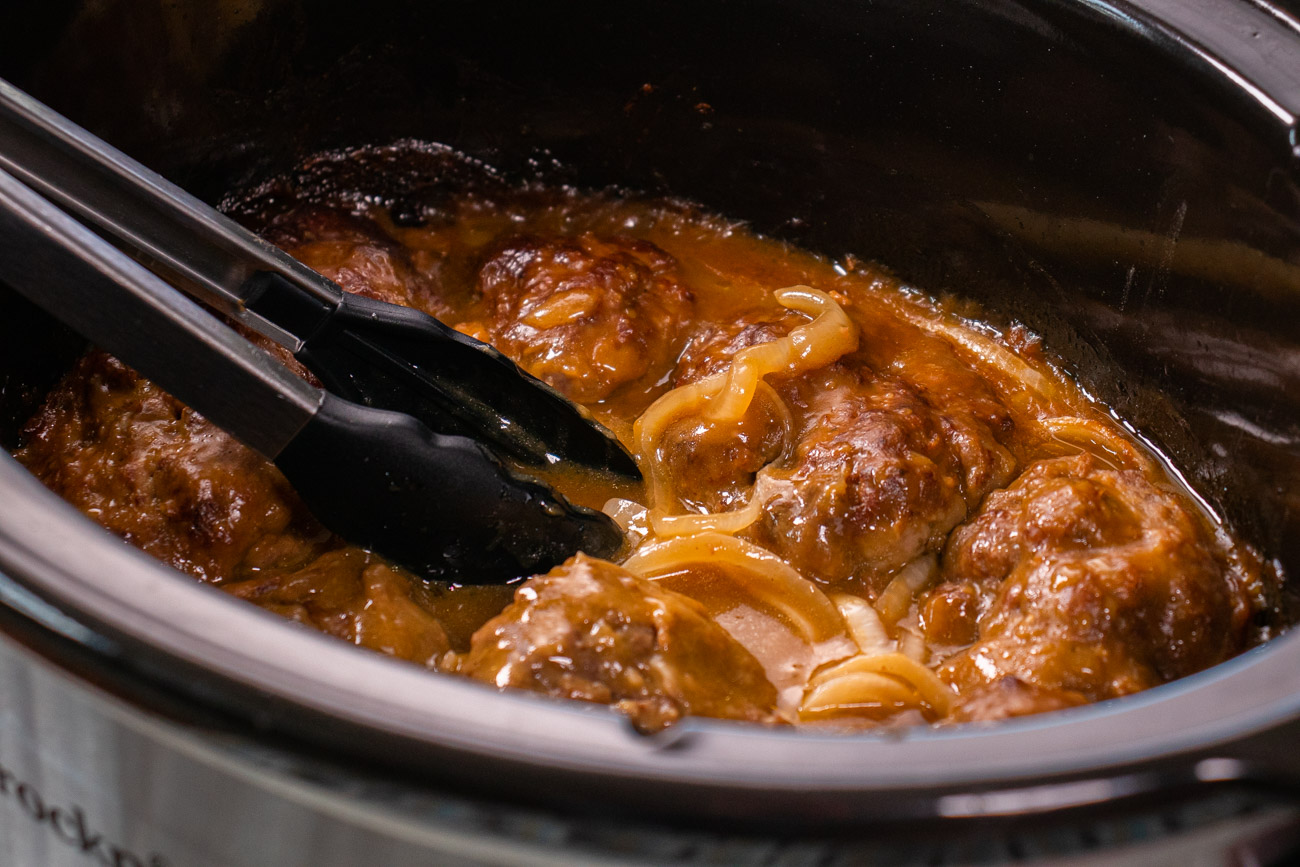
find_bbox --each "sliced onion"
[833,593,894,656]
[1040,416,1153,473]
[875,555,938,626]
[623,532,846,645]
[808,652,954,715]
[602,498,650,546]
[800,672,921,720]
[633,285,857,513]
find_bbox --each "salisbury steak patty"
[476,234,694,403]
[457,554,779,732]
[933,454,1254,706]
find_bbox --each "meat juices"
[12,162,1279,732]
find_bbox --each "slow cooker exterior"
[3,632,1300,867]
[3,0,1300,862]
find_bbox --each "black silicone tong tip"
[276,394,625,584]
[0,76,634,586]
[245,273,643,482]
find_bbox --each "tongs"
[0,79,634,584]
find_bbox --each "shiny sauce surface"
[14,146,1281,732]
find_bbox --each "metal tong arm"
[0,165,319,458]
[0,78,642,480]
[0,77,335,354]
[0,167,623,581]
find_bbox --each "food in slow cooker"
[12,145,1283,732]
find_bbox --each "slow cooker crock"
[2,0,1300,863]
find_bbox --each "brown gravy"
[13,145,1282,732]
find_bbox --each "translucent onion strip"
[804,652,954,716]
[759,380,797,463]
[833,593,894,656]
[649,465,792,538]
[1040,416,1154,473]
[895,623,929,663]
[602,498,651,547]
[623,532,846,645]
[633,286,858,513]
[650,493,765,537]
[875,555,938,626]
[800,673,921,719]
[708,286,858,420]
[875,292,1067,416]
[892,306,1058,403]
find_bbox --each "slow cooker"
[2,0,1300,863]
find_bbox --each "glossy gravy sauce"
[14,146,1282,731]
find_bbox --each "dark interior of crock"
[2,0,1297,674]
